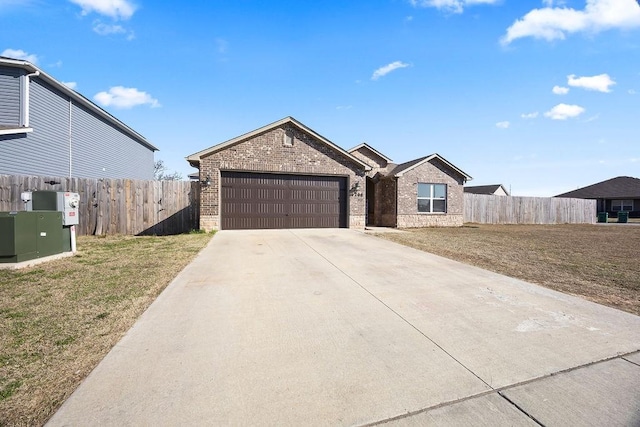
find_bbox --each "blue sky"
[1,0,639,196]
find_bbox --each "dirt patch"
[377,224,640,316]
[0,233,213,427]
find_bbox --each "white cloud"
[1,48,38,64]
[69,0,136,20]
[63,81,78,90]
[501,0,640,45]
[544,103,585,120]
[92,21,135,39]
[552,85,569,94]
[496,121,510,129]
[93,21,126,35]
[521,111,539,119]
[629,89,637,95]
[94,86,160,109]
[567,73,616,92]
[409,0,500,14]
[371,61,410,80]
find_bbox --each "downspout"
[394,177,398,228]
[20,70,40,127]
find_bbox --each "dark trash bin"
[618,211,629,223]
[597,212,608,223]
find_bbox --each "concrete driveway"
[48,229,640,426]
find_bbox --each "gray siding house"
[556,176,640,219]
[0,56,157,179]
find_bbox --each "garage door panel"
[221,172,347,230]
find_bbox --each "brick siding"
[199,125,366,230]
[395,158,465,228]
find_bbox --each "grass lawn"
[0,232,213,427]
[376,224,640,316]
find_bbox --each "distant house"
[464,184,510,196]
[186,117,472,230]
[0,56,157,179]
[555,176,640,218]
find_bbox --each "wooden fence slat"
[464,193,596,224]
[0,174,198,235]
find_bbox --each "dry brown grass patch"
[377,224,640,316]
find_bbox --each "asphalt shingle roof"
[555,176,640,199]
[464,185,504,195]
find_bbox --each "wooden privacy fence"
[0,175,200,236]
[464,193,596,224]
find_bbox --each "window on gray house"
[611,200,633,211]
[417,183,447,213]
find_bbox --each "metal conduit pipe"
[22,70,40,128]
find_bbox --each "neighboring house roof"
[186,116,371,170]
[0,56,158,151]
[348,143,393,163]
[389,153,472,182]
[464,184,509,195]
[555,176,640,199]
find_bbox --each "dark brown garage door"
[221,172,347,230]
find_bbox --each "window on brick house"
[417,183,446,213]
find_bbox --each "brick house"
[186,117,471,230]
[349,143,472,228]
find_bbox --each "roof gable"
[186,117,371,170]
[348,143,393,164]
[390,153,472,181]
[556,176,640,199]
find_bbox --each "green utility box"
[618,211,629,223]
[597,212,608,223]
[0,211,64,263]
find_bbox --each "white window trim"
[0,127,33,135]
[417,183,447,214]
